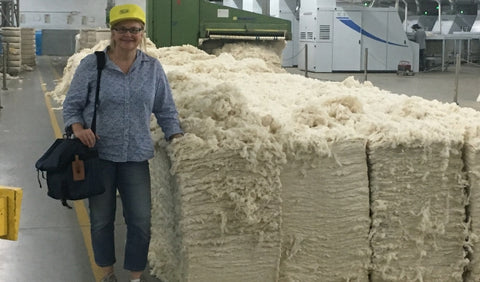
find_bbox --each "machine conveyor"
[146,0,291,49]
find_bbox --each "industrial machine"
[298,1,419,72]
[146,0,291,51]
[222,0,300,67]
[277,0,300,67]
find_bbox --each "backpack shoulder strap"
[95,51,106,70]
[91,51,106,134]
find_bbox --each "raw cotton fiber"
[369,142,468,281]
[280,139,370,282]
[465,135,480,281]
[48,39,480,281]
[148,144,179,282]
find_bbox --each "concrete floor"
[0,56,479,282]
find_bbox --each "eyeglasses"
[112,27,144,34]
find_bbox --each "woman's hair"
[109,20,147,52]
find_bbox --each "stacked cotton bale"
[78,29,95,51]
[1,27,21,75]
[279,140,370,281]
[167,83,285,281]
[148,140,180,282]
[77,29,110,51]
[20,28,36,67]
[364,97,471,281]
[237,73,371,281]
[95,29,110,45]
[145,45,290,282]
[463,125,480,281]
[164,130,284,282]
[153,46,376,281]
[369,143,467,281]
[47,41,480,281]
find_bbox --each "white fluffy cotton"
[48,39,480,282]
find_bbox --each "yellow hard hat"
[110,4,145,26]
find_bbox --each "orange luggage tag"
[72,155,85,181]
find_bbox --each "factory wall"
[19,0,146,30]
[18,0,145,56]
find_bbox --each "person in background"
[412,23,427,71]
[62,4,183,282]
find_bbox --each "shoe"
[101,272,118,282]
[130,274,146,282]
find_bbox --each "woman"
[63,4,183,282]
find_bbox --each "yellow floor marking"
[39,71,103,282]
[39,80,62,138]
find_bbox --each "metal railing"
[0,41,8,109]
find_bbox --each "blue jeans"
[88,160,151,272]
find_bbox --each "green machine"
[146,0,291,50]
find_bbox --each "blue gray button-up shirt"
[63,49,183,162]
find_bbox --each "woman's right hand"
[72,123,98,148]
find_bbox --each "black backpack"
[36,51,106,208]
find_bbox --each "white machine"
[277,0,300,67]
[298,1,419,72]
